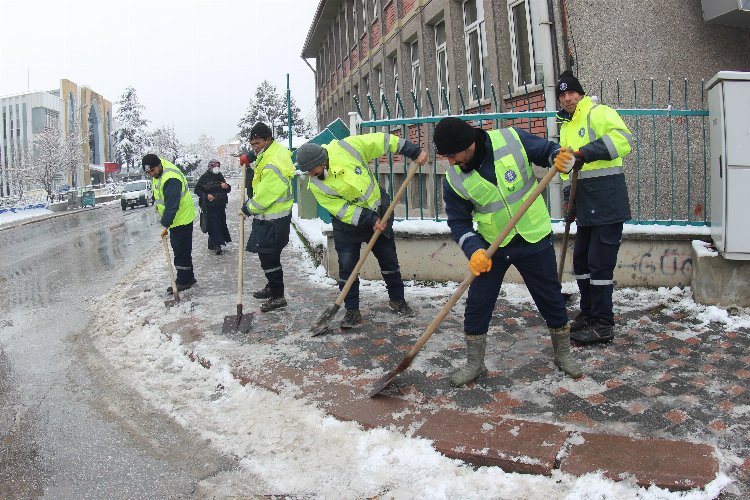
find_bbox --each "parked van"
[121,180,153,210]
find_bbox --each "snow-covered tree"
[112,86,149,175]
[174,153,201,175]
[63,115,86,188]
[27,127,66,200]
[175,134,216,175]
[4,144,30,200]
[149,125,180,162]
[237,80,313,147]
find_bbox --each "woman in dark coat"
[194,159,232,255]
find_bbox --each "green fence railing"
[350,78,710,227]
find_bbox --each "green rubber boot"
[550,324,583,379]
[449,334,488,387]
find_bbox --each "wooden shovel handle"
[405,167,559,359]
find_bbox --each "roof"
[301,0,345,59]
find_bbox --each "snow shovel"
[162,233,181,307]
[558,169,579,303]
[310,160,423,336]
[369,167,560,397]
[222,163,254,333]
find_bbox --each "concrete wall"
[691,242,750,308]
[320,226,705,288]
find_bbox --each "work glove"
[240,150,257,166]
[468,249,492,276]
[564,206,576,223]
[553,148,576,174]
[160,227,168,238]
[553,148,585,174]
[241,202,252,218]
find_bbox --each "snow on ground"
[0,207,53,226]
[81,200,743,498]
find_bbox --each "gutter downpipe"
[531,0,563,218]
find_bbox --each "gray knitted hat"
[296,143,328,172]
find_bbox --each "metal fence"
[351,78,711,226]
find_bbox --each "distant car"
[120,180,153,211]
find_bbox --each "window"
[372,0,380,19]
[508,0,535,88]
[463,0,491,102]
[391,55,400,117]
[361,0,367,27]
[435,21,450,112]
[375,66,385,119]
[410,40,421,113]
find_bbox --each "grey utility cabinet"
[706,71,750,260]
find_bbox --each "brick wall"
[384,1,396,34]
[371,19,381,47]
[344,57,349,78]
[503,91,547,137]
[398,0,416,16]
[360,33,368,60]
[350,45,358,68]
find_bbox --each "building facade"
[0,79,114,198]
[302,0,750,220]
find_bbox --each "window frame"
[508,0,536,89]
[434,20,450,113]
[462,0,490,103]
[410,40,421,113]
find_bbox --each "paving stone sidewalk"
[159,218,748,496]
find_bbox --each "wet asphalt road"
[0,204,232,498]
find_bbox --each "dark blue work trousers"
[169,222,195,285]
[464,235,568,335]
[334,234,404,311]
[572,223,623,324]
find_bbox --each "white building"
[0,79,114,198]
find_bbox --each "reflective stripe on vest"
[310,176,381,224]
[577,165,624,179]
[153,163,195,228]
[445,128,550,247]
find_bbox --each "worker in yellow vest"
[239,122,295,313]
[556,70,633,345]
[142,153,197,294]
[295,133,427,330]
[434,117,583,387]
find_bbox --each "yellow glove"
[553,148,576,174]
[160,227,168,238]
[468,249,492,276]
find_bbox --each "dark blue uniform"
[443,128,567,335]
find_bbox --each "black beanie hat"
[556,70,585,101]
[142,153,161,170]
[433,117,475,155]
[249,122,273,140]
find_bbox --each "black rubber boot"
[252,284,272,299]
[260,296,287,312]
[340,309,363,329]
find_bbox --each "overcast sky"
[0,0,319,145]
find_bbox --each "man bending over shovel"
[295,134,427,330]
[434,117,583,387]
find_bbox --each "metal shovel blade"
[369,355,416,397]
[222,305,254,333]
[164,291,181,307]
[310,303,341,336]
